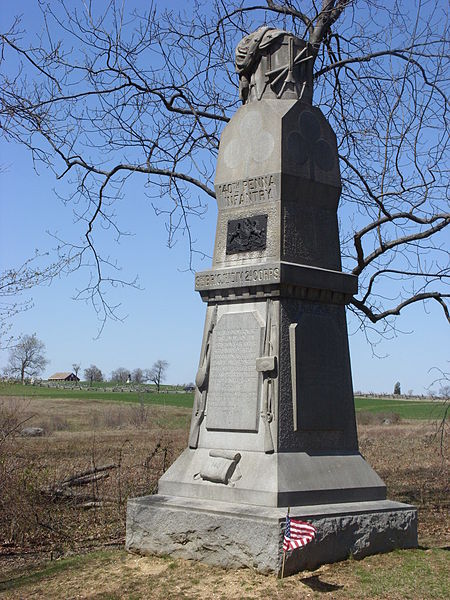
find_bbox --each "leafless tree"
[149,360,169,393]
[132,368,145,384]
[110,367,130,384]
[0,253,72,348]
[5,334,48,383]
[72,363,81,378]
[83,364,103,383]
[1,1,448,338]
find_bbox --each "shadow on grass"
[300,574,344,593]
[0,550,117,593]
[0,562,70,593]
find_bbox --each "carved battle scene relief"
[226,215,268,254]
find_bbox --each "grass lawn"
[1,382,446,419]
[0,382,194,408]
[0,547,448,599]
[354,396,446,420]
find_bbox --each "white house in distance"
[48,372,80,382]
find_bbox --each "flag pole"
[281,506,290,579]
[281,547,287,579]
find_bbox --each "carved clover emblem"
[223,110,275,169]
[287,110,335,172]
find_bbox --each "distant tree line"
[83,360,169,392]
[1,333,169,391]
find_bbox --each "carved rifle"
[188,304,218,448]
[259,299,275,454]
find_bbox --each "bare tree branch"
[0,0,448,338]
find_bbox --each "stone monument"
[126,27,417,575]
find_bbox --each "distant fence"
[354,392,437,402]
[0,379,441,401]
[0,379,191,394]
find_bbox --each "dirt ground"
[0,396,448,598]
[1,546,448,599]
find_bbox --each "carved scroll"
[188,305,218,448]
[194,450,241,485]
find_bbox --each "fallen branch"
[59,463,118,486]
[43,463,119,501]
[64,471,110,487]
[80,501,103,510]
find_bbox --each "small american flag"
[283,515,317,552]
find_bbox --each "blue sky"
[1,0,448,394]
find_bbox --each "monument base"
[126,495,417,575]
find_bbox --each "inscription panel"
[226,215,268,254]
[215,174,280,208]
[296,310,351,431]
[206,312,262,431]
[195,264,280,290]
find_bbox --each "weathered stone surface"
[126,495,418,575]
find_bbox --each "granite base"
[125,495,417,575]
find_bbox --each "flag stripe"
[283,515,317,552]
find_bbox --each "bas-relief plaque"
[206,311,263,431]
[226,215,268,254]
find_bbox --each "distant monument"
[126,27,417,575]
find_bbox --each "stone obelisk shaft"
[126,28,417,575]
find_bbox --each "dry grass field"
[0,395,448,598]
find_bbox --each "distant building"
[48,372,80,382]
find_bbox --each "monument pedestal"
[157,448,387,506]
[126,28,418,574]
[126,495,417,575]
